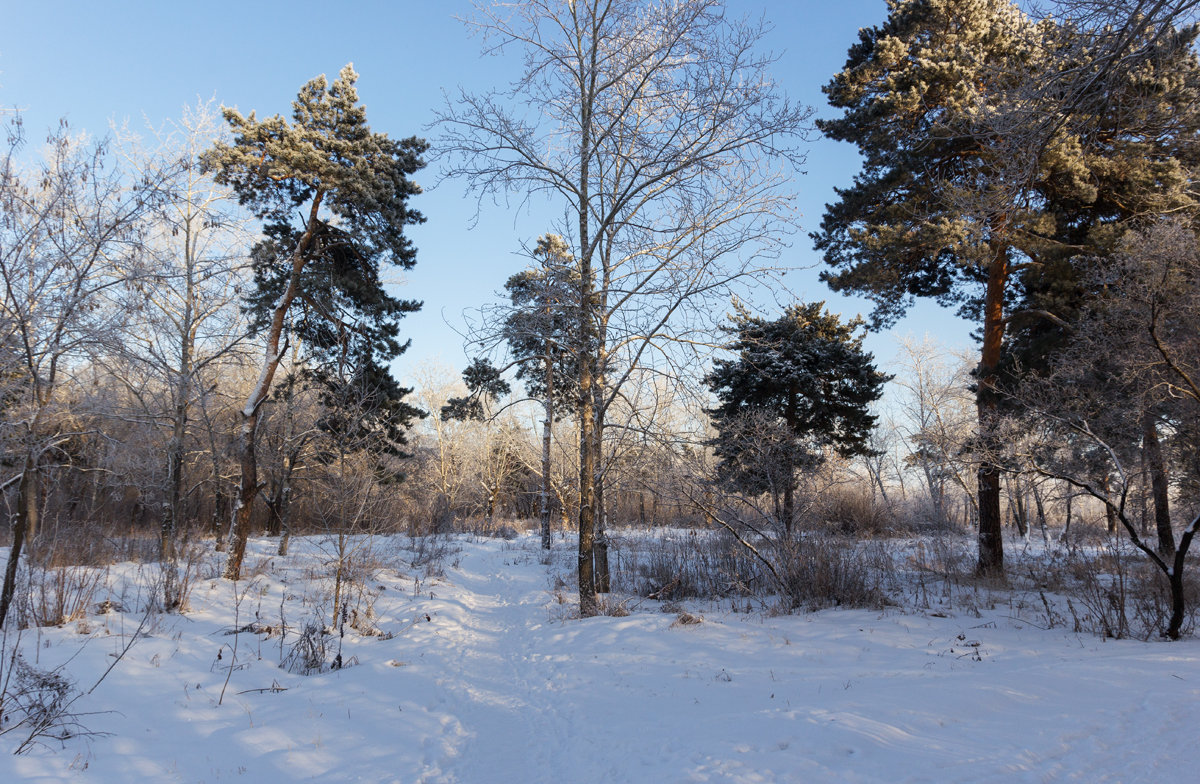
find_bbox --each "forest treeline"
[2,0,1200,639]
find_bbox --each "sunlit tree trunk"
[977,240,1010,577]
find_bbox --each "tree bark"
[1142,411,1175,557]
[1103,476,1118,534]
[782,384,798,538]
[1031,479,1049,546]
[574,33,599,617]
[1010,475,1029,539]
[976,239,1010,577]
[540,341,555,550]
[0,454,38,630]
[224,192,322,580]
[1062,490,1073,545]
[577,317,597,616]
[593,363,610,594]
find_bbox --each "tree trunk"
[1143,412,1175,557]
[225,194,322,580]
[161,405,186,609]
[922,463,946,526]
[1103,476,1118,535]
[1032,480,1049,546]
[1166,518,1199,639]
[576,188,598,617]
[976,239,1009,577]
[593,367,610,594]
[276,488,293,557]
[0,454,38,630]
[162,400,187,564]
[869,457,891,508]
[1062,490,1073,545]
[1010,476,1029,539]
[595,484,610,593]
[577,340,597,616]
[782,385,798,538]
[225,410,262,580]
[269,449,296,556]
[540,352,554,550]
[782,476,795,539]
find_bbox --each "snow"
[4,532,1200,782]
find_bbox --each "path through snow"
[4,533,1200,782]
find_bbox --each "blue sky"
[0,0,973,380]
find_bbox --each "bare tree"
[0,118,165,629]
[891,337,980,528]
[439,0,810,615]
[1014,220,1200,638]
[410,363,475,530]
[104,103,252,605]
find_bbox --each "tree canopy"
[707,302,888,534]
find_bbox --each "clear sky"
[0,0,974,381]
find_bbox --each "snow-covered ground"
[3,532,1199,783]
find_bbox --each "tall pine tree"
[203,65,426,579]
[814,0,1200,574]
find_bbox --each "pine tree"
[203,64,427,579]
[445,235,582,549]
[814,0,1200,575]
[706,303,889,537]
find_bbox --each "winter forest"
[3,0,1200,780]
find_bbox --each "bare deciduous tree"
[439,0,810,616]
[891,336,979,528]
[1014,220,1200,638]
[0,119,165,629]
[105,103,253,606]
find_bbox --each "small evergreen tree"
[445,235,582,548]
[706,303,889,537]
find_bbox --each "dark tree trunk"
[1062,491,1073,546]
[212,489,228,549]
[1165,516,1199,640]
[1143,412,1175,557]
[576,133,598,616]
[540,350,554,550]
[0,455,38,630]
[162,404,187,564]
[783,385,798,538]
[161,411,186,609]
[1103,476,1118,534]
[593,376,610,594]
[976,239,1009,577]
